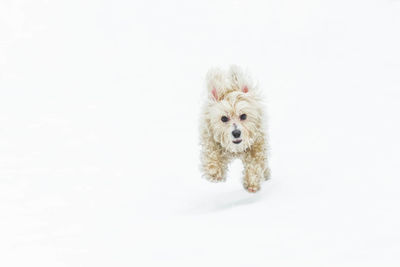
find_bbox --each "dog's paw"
[205,175,225,183]
[243,182,260,193]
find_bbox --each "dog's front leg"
[242,138,269,193]
[201,138,228,182]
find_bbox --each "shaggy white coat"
[200,65,270,193]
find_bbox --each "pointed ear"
[228,65,252,93]
[206,68,226,101]
[211,87,218,100]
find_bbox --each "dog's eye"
[240,114,247,120]
[221,116,229,122]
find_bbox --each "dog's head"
[203,65,264,153]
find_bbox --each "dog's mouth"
[233,139,242,144]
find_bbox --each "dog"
[200,65,270,193]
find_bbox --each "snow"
[1,0,400,266]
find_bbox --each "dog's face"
[204,66,263,153]
[207,92,262,153]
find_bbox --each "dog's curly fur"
[200,65,270,193]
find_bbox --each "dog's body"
[200,65,270,193]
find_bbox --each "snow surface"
[1,0,400,266]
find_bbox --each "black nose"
[232,129,241,138]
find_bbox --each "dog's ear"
[206,68,225,101]
[211,87,218,100]
[229,65,252,93]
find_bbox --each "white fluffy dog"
[200,65,270,193]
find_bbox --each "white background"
[1,0,400,266]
